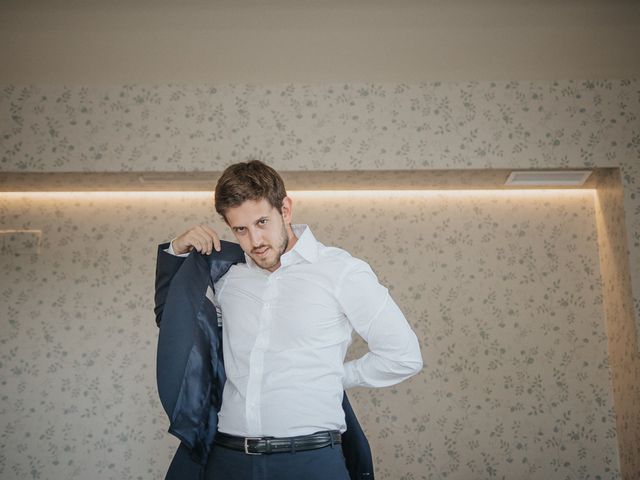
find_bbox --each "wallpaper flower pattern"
[1,80,639,479]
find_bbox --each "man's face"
[225,197,294,272]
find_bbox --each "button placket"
[245,280,277,434]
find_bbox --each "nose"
[248,228,263,248]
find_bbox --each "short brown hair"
[215,160,287,220]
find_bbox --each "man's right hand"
[171,225,222,255]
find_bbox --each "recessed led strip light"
[505,170,592,186]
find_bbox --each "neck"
[284,224,298,253]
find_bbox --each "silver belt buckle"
[244,437,263,455]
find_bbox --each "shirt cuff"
[165,239,190,257]
[342,360,360,389]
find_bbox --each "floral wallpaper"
[0,190,620,479]
[1,79,639,479]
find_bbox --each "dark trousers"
[203,443,351,480]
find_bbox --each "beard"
[249,218,290,271]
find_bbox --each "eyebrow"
[232,216,269,232]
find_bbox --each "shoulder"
[317,243,373,277]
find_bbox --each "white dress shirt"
[166,224,422,437]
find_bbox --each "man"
[159,160,423,479]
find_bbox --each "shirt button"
[264,303,270,308]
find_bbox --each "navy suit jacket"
[154,241,374,479]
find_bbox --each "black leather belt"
[214,430,342,455]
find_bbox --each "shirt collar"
[286,224,319,265]
[244,223,319,271]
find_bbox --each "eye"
[258,218,268,225]
[235,227,246,234]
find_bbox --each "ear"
[281,196,293,223]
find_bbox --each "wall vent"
[505,170,592,186]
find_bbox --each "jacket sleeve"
[154,242,187,327]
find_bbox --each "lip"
[254,247,269,257]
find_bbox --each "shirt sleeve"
[165,238,190,257]
[337,258,423,389]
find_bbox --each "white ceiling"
[1,0,639,84]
